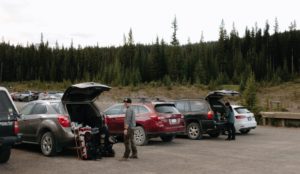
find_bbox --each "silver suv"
[18,100,73,156]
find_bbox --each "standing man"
[120,97,138,161]
[225,102,236,140]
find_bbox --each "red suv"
[104,100,185,145]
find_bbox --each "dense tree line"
[0,21,299,86]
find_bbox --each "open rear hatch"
[205,90,240,100]
[61,82,111,127]
[62,82,111,103]
[205,90,240,115]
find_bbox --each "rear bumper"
[235,121,257,131]
[0,134,22,146]
[147,125,186,135]
[56,131,75,148]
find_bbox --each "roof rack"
[130,97,166,103]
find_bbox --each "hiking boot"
[119,157,128,161]
[129,155,138,159]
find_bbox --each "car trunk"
[205,90,240,116]
[154,103,183,127]
[61,82,111,128]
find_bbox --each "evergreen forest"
[0,20,299,86]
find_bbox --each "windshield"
[155,104,179,114]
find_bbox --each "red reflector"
[14,121,20,134]
[207,111,214,120]
[58,115,70,127]
[235,115,246,119]
[150,115,161,121]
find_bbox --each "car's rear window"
[50,102,66,114]
[0,91,18,121]
[235,107,251,114]
[155,104,180,114]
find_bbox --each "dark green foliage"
[0,21,299,86]
[242,73,257,111]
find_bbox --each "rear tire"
[187,122,202,140]
[0,146,11,163]
[240,129,250,134]
[40,132,57,156]
[134,126,148,146]
[160,135,175,142]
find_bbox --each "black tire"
[160,135,175,142]
[187,122,202,140]
[23,96,29,102]
[40,132,57,156]
[134,126,148,146]
[0,146,11,163]
[240,129,250,134]
[208,131,220,138]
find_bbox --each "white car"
[232,105,257,134]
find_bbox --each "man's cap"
[123,97,132,103]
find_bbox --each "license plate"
[248,117,252,121]
[169,119,177,124]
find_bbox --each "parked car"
[10,92,19,101]
[18,100,73,156]
[231,105,257,134]
[18,82,114,157]
[173,90,239,140]
[17,91,34,102]
[104,99,185,146]
[0,87,22,163]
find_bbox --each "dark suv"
[105,99,185,146]
[173,90,239,140]
[0,87,21,163]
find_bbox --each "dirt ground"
[2,126,300,174]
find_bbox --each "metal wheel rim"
[188,125,199,138]
[41,135,53,155]
[134,129,145,144]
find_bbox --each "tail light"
[235,115,246,119]
[150,115,161,121]
[207,111,214,120]
[14,121,20,134]
[58,115,70,127]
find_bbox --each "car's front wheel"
[134,126,148,146]
[0,146,11,163]
[187,122,202,140]
[40,132,57,156]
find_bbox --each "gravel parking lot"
[1,126,300,174]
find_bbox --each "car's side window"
[0,91,18,120]
[105,105,124,115]
[20,103,35,115]
[30,104,47,114]
[175,101,189,112]
[190,101,208,112]
[132,105,149,114]
[138,106,149,114]
[132,105,139,114]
